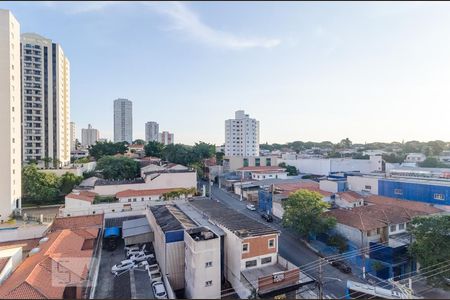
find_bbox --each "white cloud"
[145,2,280,50]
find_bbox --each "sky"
[2,1,450,145]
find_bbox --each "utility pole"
[362,247,366,279]
[318,258,324,300]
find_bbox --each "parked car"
[127,244,146,258]
[111,259,135,274]
[129,253,154,263]
[330,260,352,273]
[124,245,140,252]
[152,281,168,299]
[261,213,273,222]
[246,204,256,211]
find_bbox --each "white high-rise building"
[70,121,76,151]
[0,9,22,222]
[81,124,99,147]
[113,98,132,143]
[145,121,159,142]
[225,110,259,156]
[21,33,71,167]
[159,131,174,145]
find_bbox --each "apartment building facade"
[21,32,71,166]
[113,98,132,143]
[159,131,174,145]
[225,110,259,157]
[81,124,99,147]
[145,121,159,142]
[70,121,76,151]
[0,10,22,222]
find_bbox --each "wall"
[241,234,278,270]
[0,247,22,284]
[184,232,221,299]
[347,176,379,195]
[165,238,185,290]
[65,197,92,210]
[378,179,450,205]
[252,172,287,180]
[278,158,331,176]
[223,156,279,172]
[320,180,339,193]
[272,201,284,219]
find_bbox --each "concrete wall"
[347,176,379,194]
[184,231,221,299]
[0,247,22,284]
[165,239,185,290]
[334,223,382,248]
[251,172,287,180]
[272,201,284,219]
[278,158,331,175]
[320,180,339,193]
[65,197,92,210]
[223,156,279,172]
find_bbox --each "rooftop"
[51,214,104,231]
[65,190,97,203]
[337,191,363,203]
[115,188,183,198]
[186,227,218,241]
[149,205,197,232]
[122,218,152,238]
[95,178,145,186]
[189,198,279,238]
[237,166,286,172]
[365,195,443,214]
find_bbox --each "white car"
[129,253,154,263]
[127,244,146,257]
[246,204,256,211]
[111,259,135,274]
[152,281,168,299]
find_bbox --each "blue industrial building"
[378,179,450,206]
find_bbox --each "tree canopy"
[282,189,336,239]
[144,141,165,158]
[88,141,127,160]
[278,162,298,176]
[133,139,146,145]
[95,156,140,180]
[409,215,450,285]
[418,157,450,168]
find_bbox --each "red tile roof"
[365,195,443,214]
[115,188,185,198]
[0,226,100,299]
[65,190,97,203]
[275,182,333,197]
[337,191,363,203]
[237,166,286,172]
[51,214,103,231]
[0,238,40,252]
[0,257,9,274]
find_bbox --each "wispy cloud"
[145,2,281,50]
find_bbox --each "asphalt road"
[210,184,365,299]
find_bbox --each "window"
[242,243,249,253]
[376,228,381,234]
[261,256,272,264]
[390,225,396,232]
[205,281,212,287]
[255,158,260,167]
[364,185,371,190]
[434,193,445,200]
[266,158,271,166]
[245,260,257,268]
[243,158,249,167]
[205,261,212,268]
[394,189,403,195]
[268,239,275,248]
[399,223,405,230]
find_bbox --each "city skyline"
[2,2,450,145]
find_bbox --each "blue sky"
[3,1,450,145]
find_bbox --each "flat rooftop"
[189,198,279,238]
[149,205,197,232]
[242,263,287,290]
[177,202,225,236]
[186,226,218,241]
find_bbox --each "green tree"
[338,138,352,149]
[162,144,194,165]
[409,215,450,285]
[282,190,336,239]
[59,172,83,195]
[418,157,449,168]
[192,142,215,161]
[215,151,225,165]
[133,139,145,145]
[95,156,140,180]
[278,162,298,176]
[382,153,406,164]
[22,165,60,205]
[41,157,52,169]
[144,141,165,158]
[88,141,127,160]
[52,158,61,169]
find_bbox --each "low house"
[236,166,287,180]
[332,191,364,209]
[404,153,426,163]
[115,188,193,203]
[65,191,98,210]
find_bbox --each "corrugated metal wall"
[378,180,450,205]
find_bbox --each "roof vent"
[29,247,41,256]
[39,237,49,244]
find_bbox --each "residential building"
[70,121,76,151]
[81,124,99,147]
[145,121,159,142]
[159,131,174,145]
[223,155,279,172]
[21,32,71,166]
[404,153,426,164]
[225,110,259,157]
[234,166,287,181]
[113,98,132,143]
[439,151,450,163]
[0,10,21,223]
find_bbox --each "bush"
[93,195,117,204]
[326,234,348,253]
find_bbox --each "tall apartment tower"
[159,131,174,145]
[81,124,99,147]
[70,121,76,151]
[113,98,132,143]
[145,121,159,142]
[21,33,71,166]
[0,10,22,222]
[225,110,259,156]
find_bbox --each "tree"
[52,158,61,169]
[59,172,83,195]
[95,156,140,180]
[192,142,215,161]
[338,138,352,149]
[215,152,225,165]
[88,141,127,160]
[418,157,449,168]
[22,164,60,205]
[282,190,336,239]
[133,139,145,145]
[278,162,298,176]
[382,153,406,164]
[409,215,450,285]
[41,157,52,169]
[144,141,165,158]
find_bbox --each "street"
[209,183,365,299]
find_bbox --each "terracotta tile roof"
[252,170,287,174]
[51,214,104,231]
[237,166,286,172]
[324,208,386,231]
[115,188,184,198]
[0,257,9,274]
[65,190,98,203]
[337,191,363,203]
[0,238,40,252]
[0,225,100,299]
[275,182,333,197]
[365,195,443,214]
[129,144,144,149]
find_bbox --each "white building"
[21,33,71,166]
[225,110,259,157]
[404,153,426,163]
[145,121,159,142]
[159,131,174,145]
[70,122,76,151]
[113,98,132,143]
[81,124,99,147]
[0,10,22,222]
